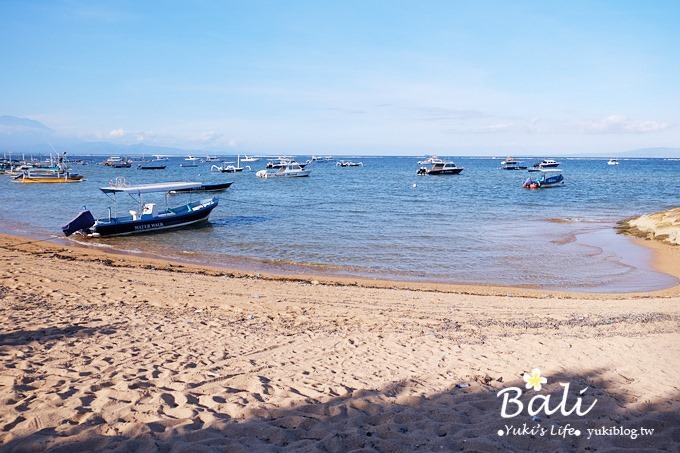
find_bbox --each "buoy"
[412,183,417,188]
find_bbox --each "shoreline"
[2,228,680,299]
[1,220,680,450]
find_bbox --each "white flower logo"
[523,368,547,391]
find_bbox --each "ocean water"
[1,155,679,292]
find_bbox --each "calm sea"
[2,155,678,292]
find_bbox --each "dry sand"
[1,217,680,452]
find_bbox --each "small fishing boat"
[522,169,564,189]
[417,159,464,175]
[16,153,84,183]
[311,155,334,162]
[211,155,251,173]
[256,161,310,178]
[17,171,84,183]
[62,181,219,237]
[138,162,167,170]
[169,182,233,193]
[336,160,363,167]
[607,159,620,166]
[241,155,260,162]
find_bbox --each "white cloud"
[582,115,671,134]
[479,122,515,132]
[108,128,126,138]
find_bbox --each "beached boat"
[62,181,219,237]
[417,159,464,175]
[500,156,527,170]
[256,161,310,178]
[522,169,564,189]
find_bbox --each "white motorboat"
[256,161,310,178]
[417,159,463,175]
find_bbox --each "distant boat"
[607,159,620,166]
[522,169,564,189]
[241,155,259,162]
[138,162,167,170]
[62,181,219,237]
[417,159,463,175]
[418,155,440,165]
[104,156,132,168]
[500,156,527,170]
[266,156,307,169]
[211,155,251,172]
[535,159,560,168]
[16,153,84,183]
[256,161,310,178]
[336,160,363,167]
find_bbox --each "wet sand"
[1,216,680,451]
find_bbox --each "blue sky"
[1,0,679,155]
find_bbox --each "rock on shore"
[619,207,680,246]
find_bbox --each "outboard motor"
[62,210,95,236]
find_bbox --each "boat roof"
[100,181,202,194]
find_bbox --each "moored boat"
[500,156,527,170]
[417,159,463,175]
[62,181,219,237]
[18,171,84,183]
[138,162,167,170]
[169,182,233,193]
[522,169,564,189]
[256,161,310,178]
[336,160,363,167]
[530,159,561,170]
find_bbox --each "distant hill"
[66,141,194,157]
[0,115,52,131]
[615,147,680,158]
[0,115,55,148]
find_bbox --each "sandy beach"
[1,215,680,451]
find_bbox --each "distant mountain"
[0,115,55,148]
[66,141,193,157]
[0,115,52,132]
[616,147,680,158]
[0,115,196,156]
